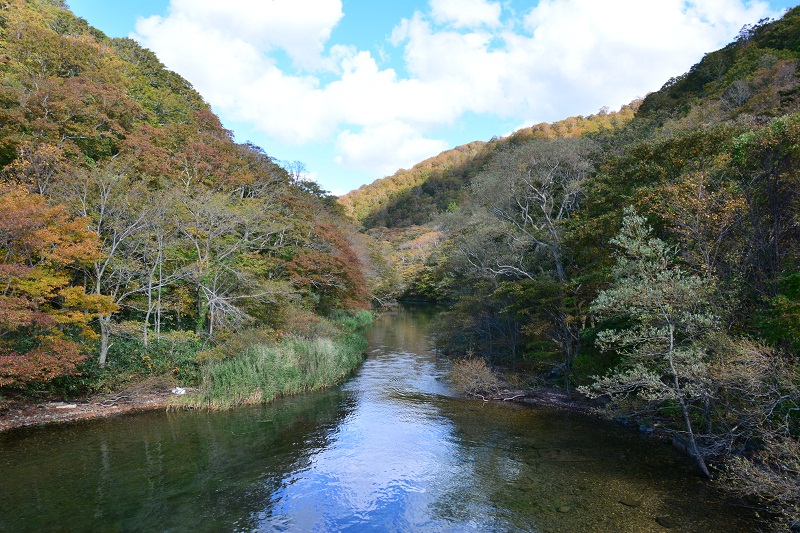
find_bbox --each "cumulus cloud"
[336,122,449,176]
[145,0,343,68]
[429,0,502,28]
[134,0,780,186]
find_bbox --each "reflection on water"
[0,306,758,532]
[0,391,352,532]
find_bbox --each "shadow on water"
[431,399,756,532]
[0,304,760,532]
[0,391,354,532]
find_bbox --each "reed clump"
[177,310,372,410]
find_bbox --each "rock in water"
[656,516,679,528]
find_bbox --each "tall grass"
[179,311,372,409]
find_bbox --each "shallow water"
[0,306,758,531]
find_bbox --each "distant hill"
[339,104,638,229]
[342,8,800,233]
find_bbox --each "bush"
[722,436,800,531]
[50,332,205,397]
[449,358,500,395]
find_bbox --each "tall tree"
[461,137,594,385]
[581,209,717,477]
[473,138,593,282]
[53,161,151,366]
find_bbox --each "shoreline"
[0,383,601,433]
[0,377,179,433]
[0,385,593,433]
[0,383,625,434]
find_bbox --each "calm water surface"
[0,306,758,532]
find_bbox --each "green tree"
[580,208,717,477]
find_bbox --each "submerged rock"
[656,515,679,528]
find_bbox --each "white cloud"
[151,0,343,68]
[134,0,781,185]
[336,123,449,177]
[429,0,502,28]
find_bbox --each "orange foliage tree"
[0,185,116,386]
[288,221,368,313]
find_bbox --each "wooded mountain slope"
[0,0,368,389]
[340,104,638,230]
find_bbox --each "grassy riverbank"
[0,310,373,431]
[177,310,373,410]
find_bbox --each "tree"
[655,170,747,275]
[580,208,717,477]
[178,190,283,336]
[287,221,369,314]
[4,141,69,195]
[54,161,152,366]
[0,185,115,385]
[460,138,594,387]
[473,138,593,283]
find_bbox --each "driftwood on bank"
[465,388,598,413]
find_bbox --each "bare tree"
[458,138,594,387]
[177,190,284,336]
[53,161,152,365]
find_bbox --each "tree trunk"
[667,324,711,478]
[678,394,711,478]
[144,278,152,347]
[98,314,111,367]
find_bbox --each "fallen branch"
[501,394,525,401]
[100,394,131,406]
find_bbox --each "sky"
[66,1,798,195]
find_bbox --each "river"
[0,306,758,531]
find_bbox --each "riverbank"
[0,376,180,432]
[0,385,589,432]
[0,357,595,432]
[1,311,375,432]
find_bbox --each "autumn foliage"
[0,185,115,386]
[0,0,369,385]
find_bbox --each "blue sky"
[67,1,798,195]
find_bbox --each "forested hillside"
[348,8,800,527]
[340,105,638,230]
[0,0,369,402]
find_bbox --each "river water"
[0,306,758,532]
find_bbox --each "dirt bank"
[0,377,187,432]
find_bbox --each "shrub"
[50,332,205,397]
[450,358,500,395]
